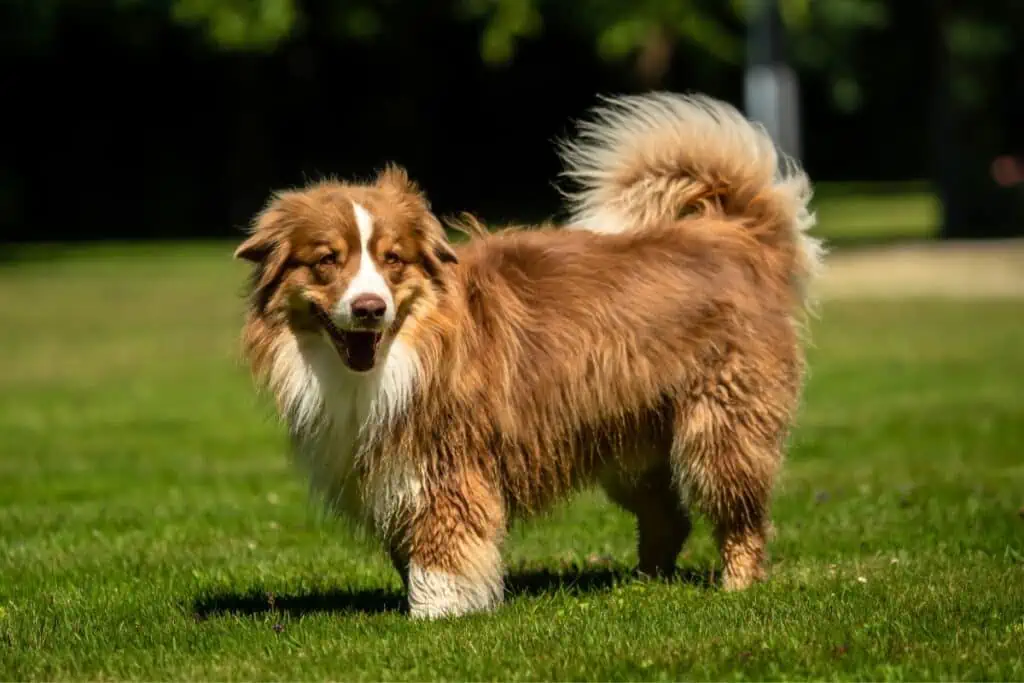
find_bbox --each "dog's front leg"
[400,479,506,619]
[405,542,504,620]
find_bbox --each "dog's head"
[235,165,457,374]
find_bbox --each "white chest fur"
[269,332,424,533]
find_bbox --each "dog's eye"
[318,252,337,267]
[383,251,401,265]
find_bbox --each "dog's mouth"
[311,305,382,373]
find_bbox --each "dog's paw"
[407,564,503,619]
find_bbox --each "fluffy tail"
[557,91,824,314]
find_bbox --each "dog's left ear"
[378,163,459,266]
[418,213,459,283]
[432,235,459,265]
[424,212,458,265]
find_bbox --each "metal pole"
[744,0,801,161]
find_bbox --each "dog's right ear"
[234,232,274,263]
[235,199,285,262]
[235,204,291,307]
[236,190,297,259]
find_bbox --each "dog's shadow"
[191,564,715,620]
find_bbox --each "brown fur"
[233,92,823,618]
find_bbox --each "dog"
[233,92,823,619]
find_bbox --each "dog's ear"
[236,203,291,308]
[425,211,459,264]
[434,242,458,265]
[418,212,459,282]
[376,163,458,266]
[431,231,459,265]
[234,231,274,263]
[235,197,286,261]
[376,163,420,197]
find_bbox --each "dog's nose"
[350,293,387,322]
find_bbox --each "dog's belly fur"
[489,407,675,516]
[293,361,680,529]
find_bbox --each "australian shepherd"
[233,92,823,619]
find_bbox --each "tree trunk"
[744,0,801,161]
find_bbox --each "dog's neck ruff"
[264,329,424,533]
[269,329,420,456]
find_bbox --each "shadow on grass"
[191,564,715,620]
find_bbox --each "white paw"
[407,564,503,619]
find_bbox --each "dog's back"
[435,217,802,442]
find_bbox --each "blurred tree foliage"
[462,0,891,109]
[170,0,297,48]
[5,0,1018,114]
[2,0,1020,237]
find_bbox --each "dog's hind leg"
[601,462,693,578]
[671,400,783,591]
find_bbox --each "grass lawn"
[811,181,939,243]
[1,237,1023,681]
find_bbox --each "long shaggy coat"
[233,92,823,619]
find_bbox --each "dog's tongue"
[342,331,380,372]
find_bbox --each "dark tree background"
[1,0,1021,243]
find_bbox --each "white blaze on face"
[334,201,396,328]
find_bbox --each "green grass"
[811,181,939,242]
[2,240,1023,681]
